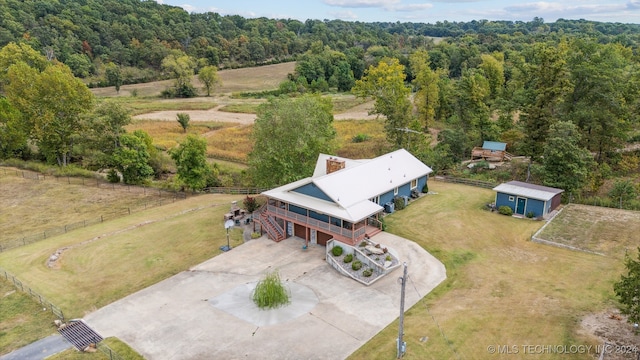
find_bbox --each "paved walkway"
[83,234,446,360]
[0,335,70,360]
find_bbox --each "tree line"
[1,1,640,202]
[1,0,639,84]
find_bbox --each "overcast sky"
[157,0,640,24]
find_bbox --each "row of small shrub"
[333,246,373,277]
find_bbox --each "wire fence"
[0,267,65,320]
[204,186,269,195]
[98,343,127,360]
[0,168,188,252]
[432,175,498,189]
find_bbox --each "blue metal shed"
[493,181,563,218]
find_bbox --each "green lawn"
[0,194,245,319]
[0,181,632,360]
[0,278,59,356]
[349,181,625,360]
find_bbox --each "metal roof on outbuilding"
[492,181,563,201]
[482,141,507,151]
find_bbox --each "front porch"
[258,199,383,246]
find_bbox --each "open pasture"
[0,170,181,244]
[0,193,245,319]
[350,181,628,360]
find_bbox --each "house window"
[394,187,398,195]
[370,196,380,204]
[508,196,514,202]
[411,179,417,189]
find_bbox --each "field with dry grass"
[0,192,246,319]
[92,62,384,165]
[0,170,182,243]
[90,62,296,98]
[536,204,640,258]
[349,181,632,360]
[1,175,637,359]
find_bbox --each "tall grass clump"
[252,270,290,310]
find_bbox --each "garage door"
[317,231,332,246]
[294,223,307,240]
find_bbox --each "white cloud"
[393,3,433,12]
[323,0,400,8]
[329,10,360,19]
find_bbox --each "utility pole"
[397,262,408,358]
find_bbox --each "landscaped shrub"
[252,270,290,309]
[352,260,362,271]
[362,268,373,277]
[422,183,429,193]
[394,196,406,211]
[385,255,392,262]
[343,254,353,263]
[359,241,367,247]
[526,211,535,218]
[498,206,513,216]
[332,245,343,256]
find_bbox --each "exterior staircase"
[258,206,285,242]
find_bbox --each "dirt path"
[133,100,382,124]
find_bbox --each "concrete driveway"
[84,233,446,360]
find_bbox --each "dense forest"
[1,0,640,208]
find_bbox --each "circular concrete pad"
[208,281,318,327]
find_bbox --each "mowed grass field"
[1,178,635,359]
[0,170,182,243]
[0,192,246,321]
[349,181,630,360]
[0,278,59,355]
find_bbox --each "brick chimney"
[326,157,345,174]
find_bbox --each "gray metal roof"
[492,181,563,201]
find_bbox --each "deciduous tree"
[0,98,28,159]
[410,50,439,130]
[521,41,571,160]
[176,113,190,133]
[161,50,197,97]
[170,135,214,191]
[6,62,94,166]
[542,121,593,194]
[352,57,412,149]
[112,132,154,184]
[614,248,640,324]
[197,65,220,96]
[105,63,123,94]
[248,95,336,188]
